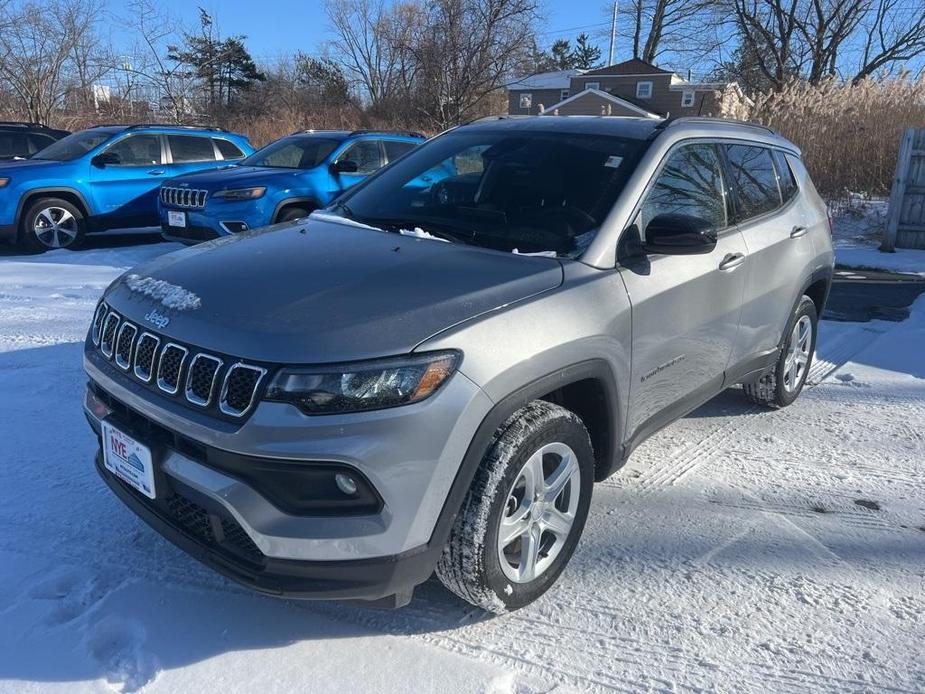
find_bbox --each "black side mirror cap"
[331,159,359,174]
[91,152,120,167]
[643,213,717,255]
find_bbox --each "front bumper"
[159,200,272,244]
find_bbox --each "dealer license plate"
[168,210,186,227]
[101,421,156,499]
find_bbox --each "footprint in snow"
[29,568,122,626]
[84,615,160,693]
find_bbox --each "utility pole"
[608,0,618,66]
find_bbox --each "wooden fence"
[883,128,925,251]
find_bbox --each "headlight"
[212,186,266,201]
[0,178,10,187]
[265,351,460,415]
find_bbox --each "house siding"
[546,92,645,117]
[507,89,568,115]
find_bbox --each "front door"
[329,139,384,199]
[89,133,166,228]
[620,142,748,441]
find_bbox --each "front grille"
[161,186,208,208]
[220,364,267,416]
[185,354,222,406]
[88,300,268,420]
[133,333,159,382]
[114,323,137,370]
[157,343,188,394]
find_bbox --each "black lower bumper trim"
[95,452,440,604]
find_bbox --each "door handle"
[790,225,808,238]
[147,170,165,176]
[719,252,746,271]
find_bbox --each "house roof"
[506,69,581,91]
[580,58,671,77]
[540,88,660,118]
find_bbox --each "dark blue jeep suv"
[0,124,253,251]
[158,129,423,244]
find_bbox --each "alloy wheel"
[783,314,813,393]
[497,442,581,583]
[33,206,78,249]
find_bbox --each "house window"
[636,81,653,99]
[585,81,600,91]
[561,89,570,101]
[519,93,532,110]
[681,90,695,107]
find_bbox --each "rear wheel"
[743,295,817,407]
[20,198,86,252]
[436,400,594,613]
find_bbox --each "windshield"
[32,129,117,161]
[243,136,342,169]
[333,129,648,257]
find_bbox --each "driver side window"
[102,134,162,166]
[338,140,382,174]
[639,143,727,238]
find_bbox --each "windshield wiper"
[359,216,475,245]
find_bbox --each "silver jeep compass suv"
[84,116,834,613]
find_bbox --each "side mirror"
[643,213,717,255]
[91,151,121,167]
[330,159,359,174]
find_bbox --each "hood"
[103,216,563,364]
[0,158,63,171]
[166,165,300,191]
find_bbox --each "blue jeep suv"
[158,129,424,243]
[0,124,252,251]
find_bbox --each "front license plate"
[168,210,186,228]
[101,421,156,499]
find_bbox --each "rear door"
[88,133,166,228]
[620,142,748,441]
[724,144,815,367]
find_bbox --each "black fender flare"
[426,359,622,552]
[272,197,321,224]
[16,187,94,237]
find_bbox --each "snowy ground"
[831,198,925,276]
[1,241,923,693]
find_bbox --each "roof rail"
[653,116,776,136]
[348,129,426,138]
[87,122,230,133]
[0,121,50,128]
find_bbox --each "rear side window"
[168,135,217,163]
[725,145,781,220]
[384,140,416,162]
[0,132,29,157]
[215,138,244,160]
[640,143,728,233]
[773,150,798,204]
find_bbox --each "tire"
[436,400,594,614]
[743,295,818,408]
[19,197,86,252]
[276,206,311,224]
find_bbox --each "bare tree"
[0,0,104,123]
[623,0,720,64]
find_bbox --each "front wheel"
[436,400,594,613]
[20,198,86,252]
[744,295,818,407]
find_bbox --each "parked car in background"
[84,116,834,613]
[158,129,424,244]
[0,124,253,252]
[0,122,69,160]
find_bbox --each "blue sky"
[126,0,612,65]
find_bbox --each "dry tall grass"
[748,76,925,199]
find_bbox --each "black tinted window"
[726,145,781,220]
[773,150,798,203]
[105,134,161,165]
[28,133,57,154]
[215,138,244,159]
[384,140,416,161]
[168,135,216,163]
[640,143,727,233]
[0,132,28,157]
